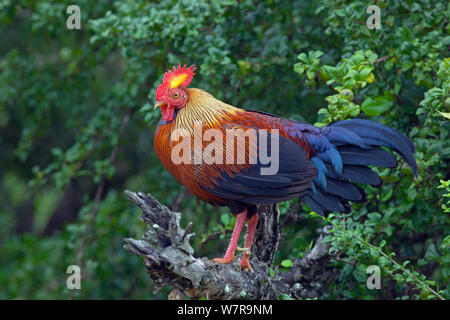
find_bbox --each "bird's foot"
[240,254,252,272]
[212,254,235,265]
[238,247,252,271]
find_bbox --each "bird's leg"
[239,213,259,271]
[212,209,247,265]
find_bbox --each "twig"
[199,230,223,245]
[375,56,391,64]
[333,257,358,267]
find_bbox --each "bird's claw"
[238,247,252,271]
[240,255,252,272]
[213,247,252,271]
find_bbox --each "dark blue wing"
[198,133,317,207]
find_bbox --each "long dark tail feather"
[338,145,398,168]
[302,119,417,215]
[324,163,382,187]
[326,179,365,202]
[329,119,418,176]
[302,190,350,215]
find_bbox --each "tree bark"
[123,190,335,300]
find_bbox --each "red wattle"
[161,104,175,122]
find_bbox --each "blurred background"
[0,0,448,299]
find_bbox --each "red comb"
[162,63,197,89]
[155,82,169,101]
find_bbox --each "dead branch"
[123,190,335,300]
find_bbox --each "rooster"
[153,64,417,271]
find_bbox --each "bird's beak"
[154,101,165,109]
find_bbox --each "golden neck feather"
[173,88,240,133]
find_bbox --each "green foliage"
[288,0,449,299]
[311,211,445,300]
[0,0,448,300]
[438,180,450,213]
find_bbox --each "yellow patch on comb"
[170,73,189,89]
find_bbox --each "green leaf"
[424,244,439,261]
[297,53,309,64]
[437,110,450,120]
[279,293,295,300]
[281,259,293,268]
[361,96,394,116]
[293,63,305,74]
[220,213,230,225]
[381,188,394,202]
[407,188,418,201]
[306,70,316,80]
[269,267,275,278]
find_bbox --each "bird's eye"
[173,92,179,98]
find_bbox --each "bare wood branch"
[123,190,336,300]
